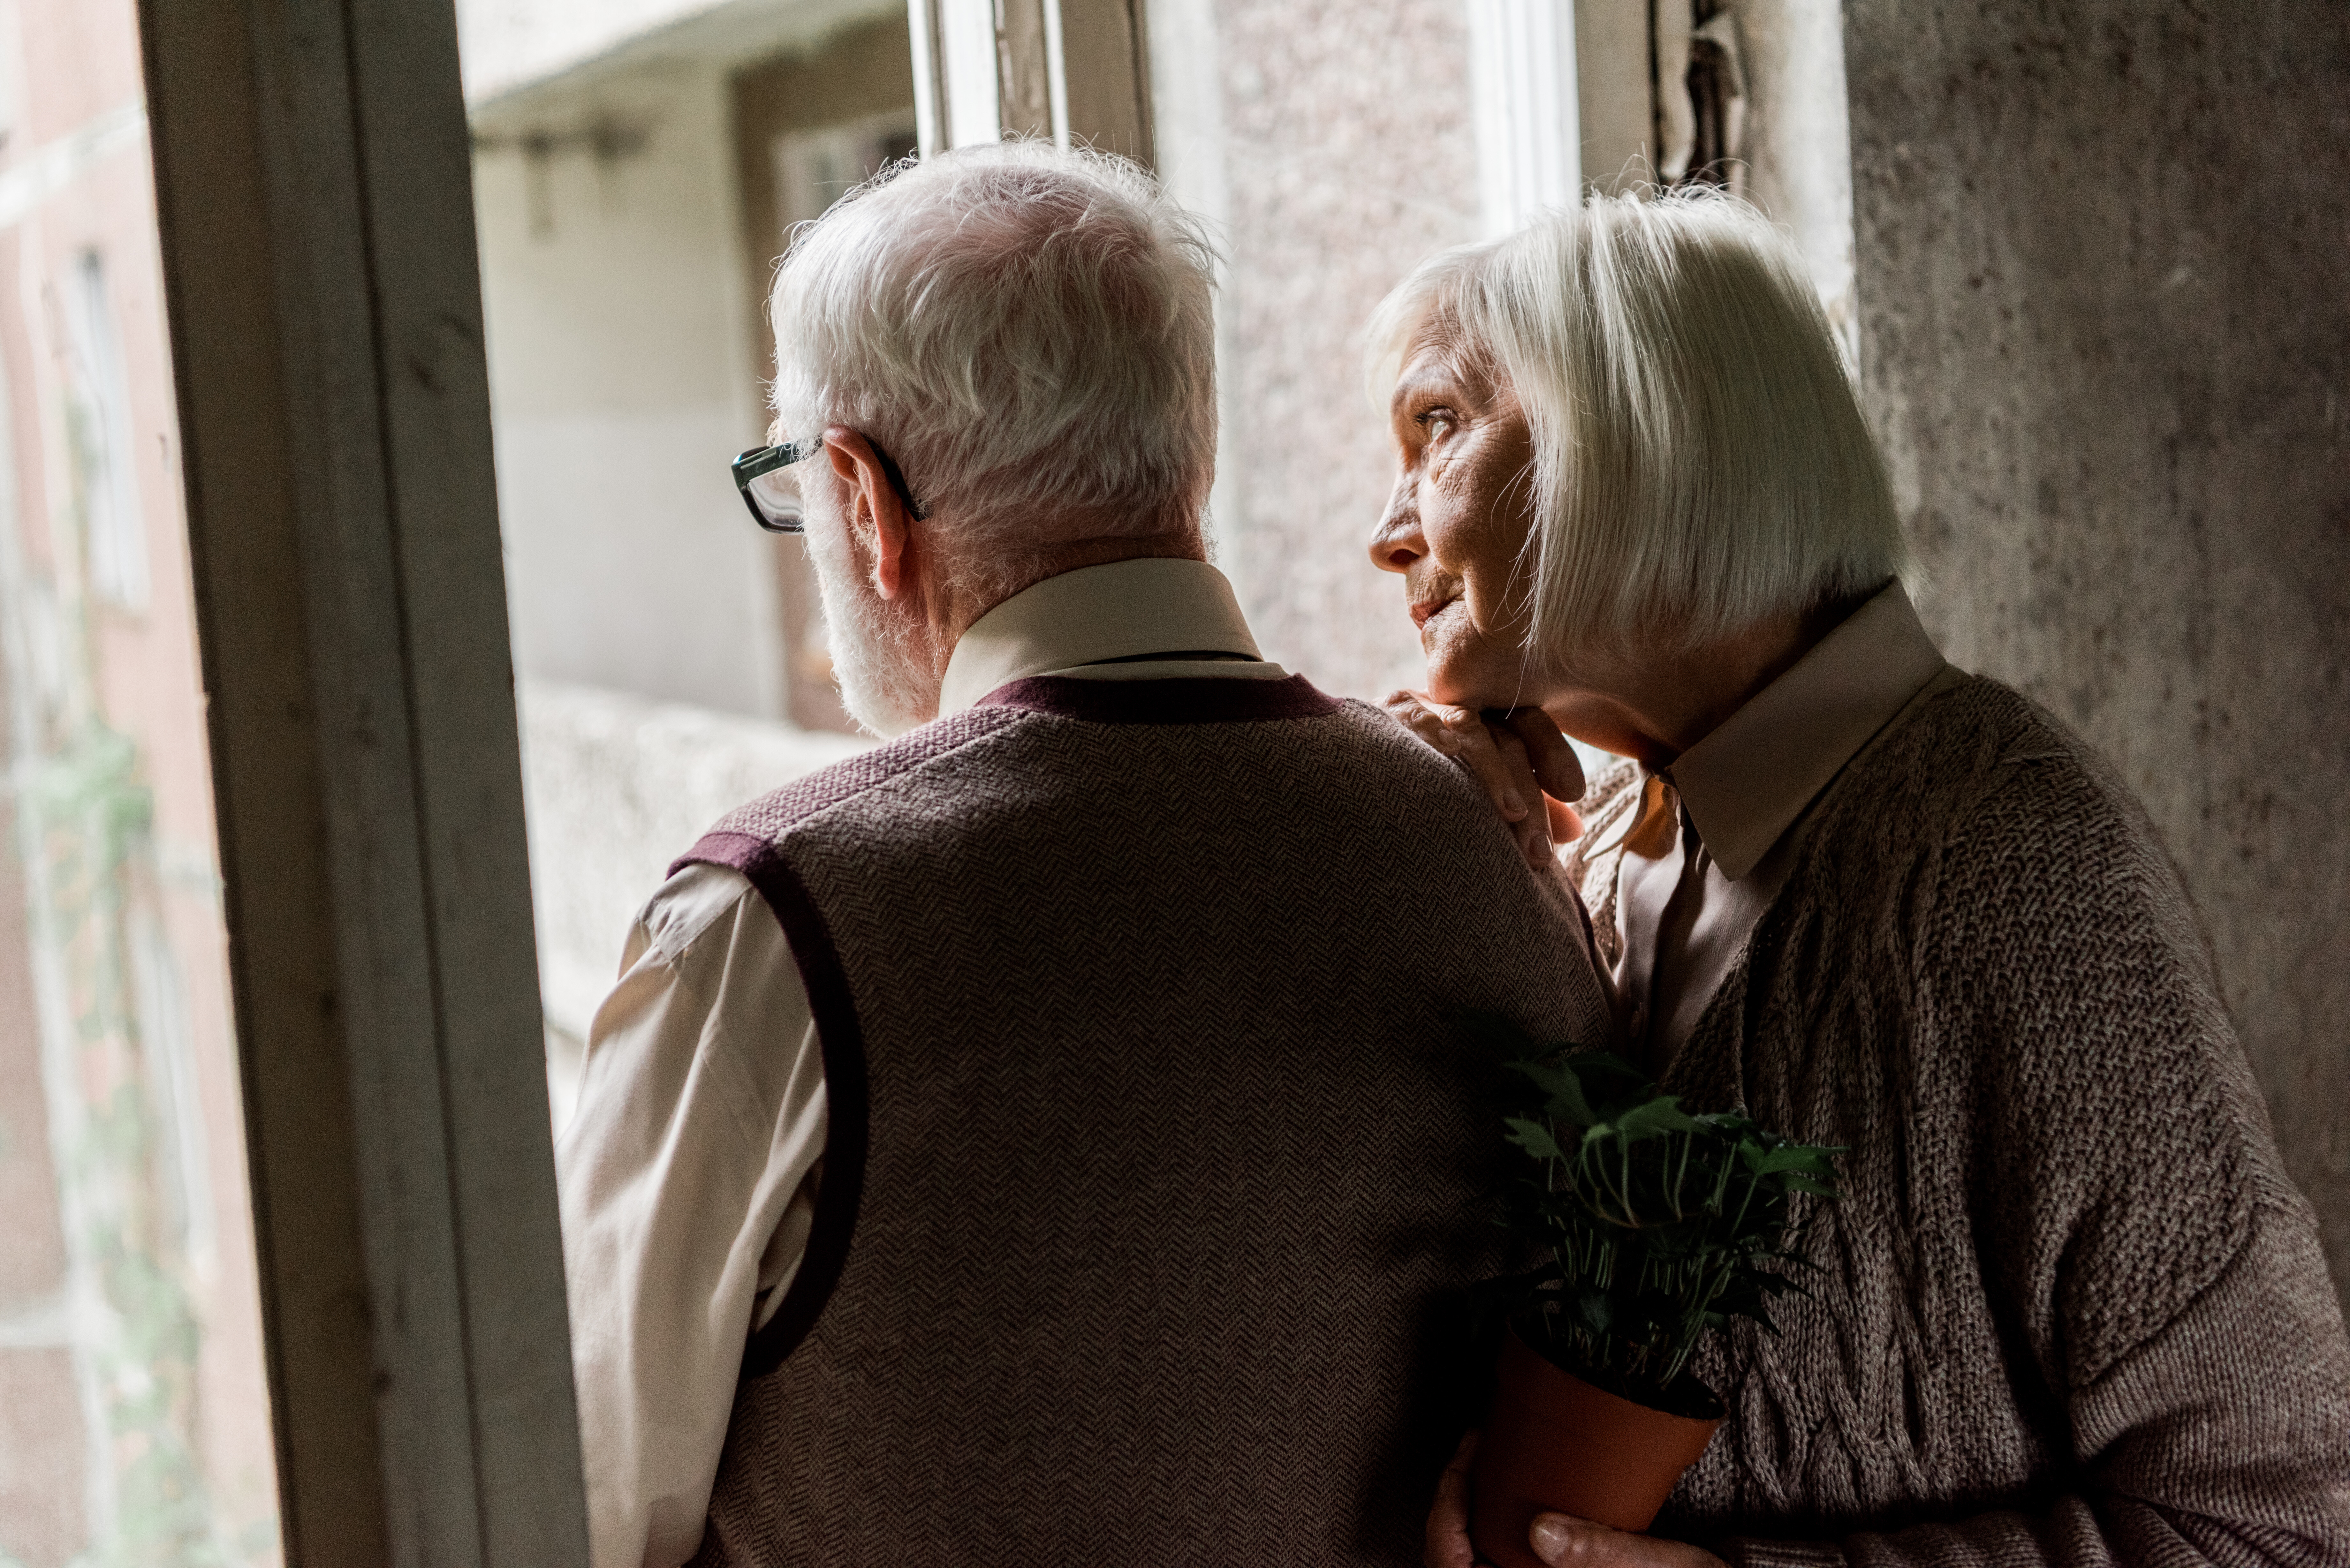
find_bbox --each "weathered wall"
[1846,0,2350,1304]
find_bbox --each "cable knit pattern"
[683,685,1612,1566]
[1565,675,2350,1567]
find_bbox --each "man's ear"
[822,427,914,600]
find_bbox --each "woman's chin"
[1418,670,1481,708]
[1421,659,1529,712]
[1417,611,1554,708]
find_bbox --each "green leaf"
[1509,1060,1597,1127]
[1580,1065,1661,1122]
[1503,1117,1565,1161]
[1611,1096,1702,1142]
[1480,1049,1844,1391]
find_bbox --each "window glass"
[457,2,906,1122]
[0,4,281,1565]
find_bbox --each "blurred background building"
[0,3,277,1563]
[457,0,916,1095]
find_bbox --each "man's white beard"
[801,478,942,737]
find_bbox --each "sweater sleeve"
[1720,1200,2350,1567]
[1717,739,2350,1568]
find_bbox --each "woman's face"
[1368,332,1551,710]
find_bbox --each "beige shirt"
[1586,584,1957,1067]
[557,559,1287,1568]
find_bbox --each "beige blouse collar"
[1667,582,1950,882]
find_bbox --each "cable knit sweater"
[1564,673,2350,1567]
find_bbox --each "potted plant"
[1467,1049,1840,1568]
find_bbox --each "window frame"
[135,0,586,1562]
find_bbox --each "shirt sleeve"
[555,863,828,1568]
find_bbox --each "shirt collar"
[1668,582,1949,881]
[937,557,1264,716]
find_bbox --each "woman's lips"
[1411,594,1460,630]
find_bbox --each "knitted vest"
[678,674,1611,1567]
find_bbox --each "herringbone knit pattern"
[684,680,1611,1566]
[1565,675,2350,1566]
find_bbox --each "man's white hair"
[770,141,1219,575]
[1368,187,1915,656]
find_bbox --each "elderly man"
[555,143,1612,1567]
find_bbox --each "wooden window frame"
[907,0,1155,163]
[136,1,587,1563]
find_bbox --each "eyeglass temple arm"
[733,438,926,521]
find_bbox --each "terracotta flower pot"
[1469,1327,1722,1568]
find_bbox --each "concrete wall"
[470,7,915,1118]
[517,680,863,1126]
[469,2,911,722]
[461,0,742,100]
[1846,0,2350,1303]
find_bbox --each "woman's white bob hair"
[769,141,1218,560]
[1367,187,1915,656]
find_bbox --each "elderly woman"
[1371,191,2350,1568]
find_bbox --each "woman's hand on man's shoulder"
[1382,692,1585,869]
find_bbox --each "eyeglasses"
[731,438,928,534]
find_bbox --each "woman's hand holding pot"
[1427,1435,1727,1568]
[1381,695,1585,868]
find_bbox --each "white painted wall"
[473,60,785,718]
[458,0,893,105]
[460,0,728,100]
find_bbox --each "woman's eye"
[1417,408,1457,443]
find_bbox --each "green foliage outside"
[32,721,237,1566]
[8,672,271,1565]
[1485,1048,1841,1419]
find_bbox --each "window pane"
[456,3,906,1117]
[0,4,281,1564]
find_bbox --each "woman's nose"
[1368,486,1425,575]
